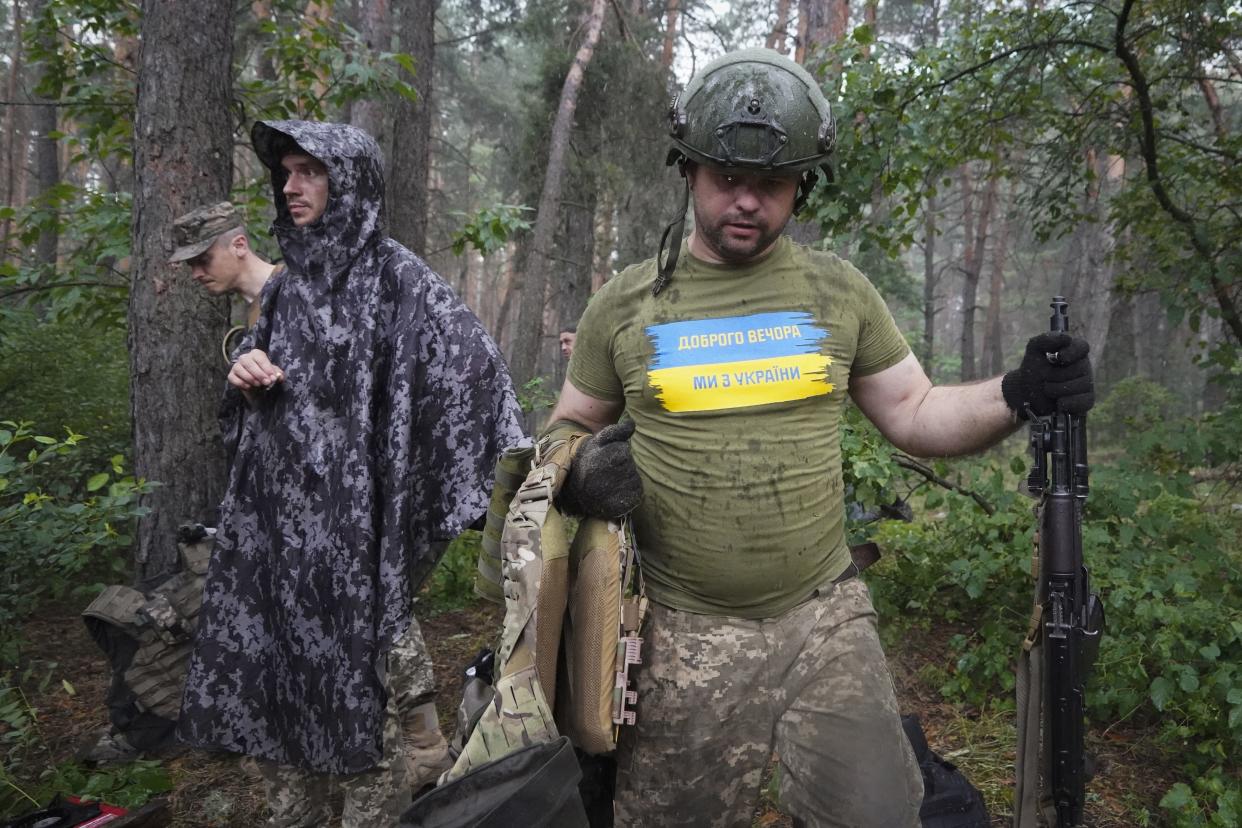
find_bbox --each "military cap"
[168,201,241,263]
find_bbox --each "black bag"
[902,715,990,828]
[400,736,589,828]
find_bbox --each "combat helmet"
[655,48,837,296]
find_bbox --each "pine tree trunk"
[958,164,996,382]
[30,0,59,272]
[2,0,26,252]
[129,0,235,584]
[982,186,1009,377]
[352,0,393,157]
[661,0,679,68]
[510,0,607,388]
[389,0,435,254]
[766,0,791,52]
[921,194,937,373]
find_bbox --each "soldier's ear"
[232,234,248,257]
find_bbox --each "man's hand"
[557,419,643,520]
[1001,332,1093,419]
[228,349,285,392]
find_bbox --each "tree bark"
[958,163,996,382]
[509,0,607,387]
[388,0,435,254]
[351,0,393,154]
[766,0,791,52]
[30,0,59,273]
[129,0,235,584]
[2,0,25,252]
[981,185,1009,377]
[921,194,937,373]
[661,0,679,68]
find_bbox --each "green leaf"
[1179,668,1200,693]
[1150,676,1173,711]
[33,435,57,445]
[62,679,76,696]
[1159,782,1195,812]
[87,472,110,492]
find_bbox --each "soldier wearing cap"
[169,201,281,342]
[178,121,523,828]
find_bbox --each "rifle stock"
[1025,296,1105,827]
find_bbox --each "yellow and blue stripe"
[646,312,833,413]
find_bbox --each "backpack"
[901,715,990,828]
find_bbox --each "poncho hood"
[251,119,384,285]
[180,119,525,774]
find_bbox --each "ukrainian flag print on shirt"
[646,311,833,413]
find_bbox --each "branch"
[608,0,639,48]
[0,280,128,300]
[899,37,1111,112]
[434,21,517,47]
[0,99,128,107]
[1114,0,1242,345]
[892,454,996,516]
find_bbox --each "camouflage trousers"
[258,616,439,828]
[614,578,923,828]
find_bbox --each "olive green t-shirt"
[568,236,909,618]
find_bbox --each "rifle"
[1020,296,1106,827]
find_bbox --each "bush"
[420,530,485,614]
[0,421,152,665]
[864,409,1242,825]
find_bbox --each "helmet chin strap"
[653,156,691,297]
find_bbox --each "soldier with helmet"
[543,48,1094,825]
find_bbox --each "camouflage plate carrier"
[451,431,647,781]
[81,525,213,753]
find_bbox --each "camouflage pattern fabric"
[444,665,560,783]
[441,435,582,783]
[389,613,438,713]
[258,678,412,827]
[179,119,525,775]
[613,578,923,827]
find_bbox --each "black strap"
[653,158,691,297]
[833,542,882,585]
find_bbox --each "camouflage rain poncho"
[178,120,525,774]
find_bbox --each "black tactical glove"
[1001,332,1094,420]
[557,419,643,520]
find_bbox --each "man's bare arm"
[849,352,1019,458]
[546,378,625,434]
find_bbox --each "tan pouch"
[557,517,645,755]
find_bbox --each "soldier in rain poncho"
[178,120,525,825]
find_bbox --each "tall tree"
[510,0,607,388]
[2,0,25,252]
[29,0,59,273]
[957,162,995,382]
[389,0,435,253]
[128,0,234,583]
[351,0,393,146]
[981,183,1010,377]
[661,0,679,67]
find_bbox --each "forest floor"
[9,596,1178,827]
